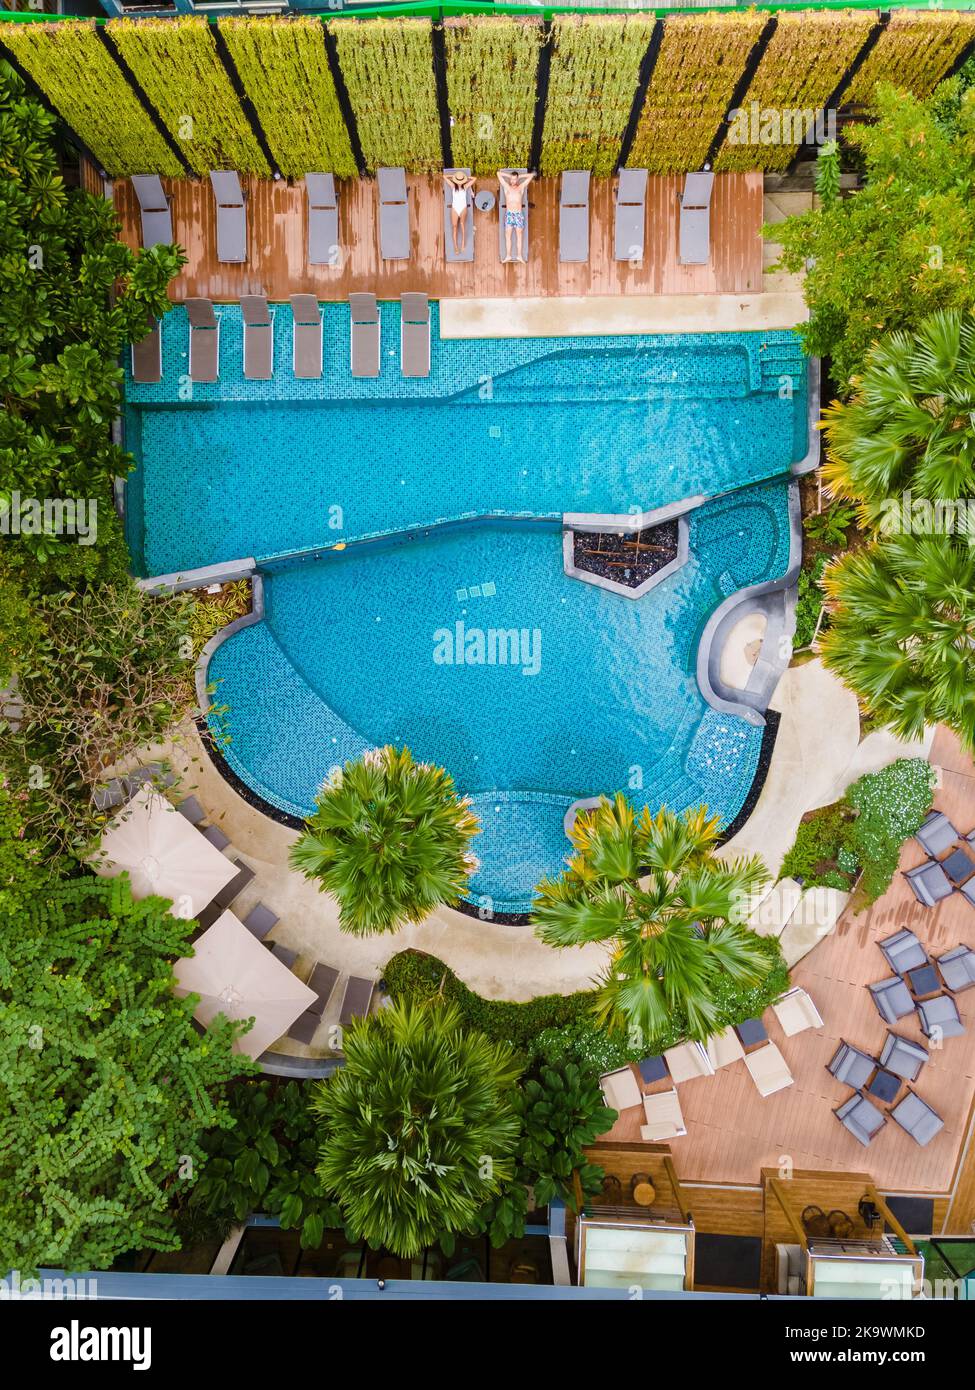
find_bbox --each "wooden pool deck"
[111,171,765,304]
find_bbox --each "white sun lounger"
[745,1041,794,1098]
[663,1039,715,1083]
[131,319,161,383]
[349,292,379,378]
[186,298,219,383]
[443,168,474,263]
[640,1089,687,1142]
[377,167,410,261]
[679,170,715,266]
[400,292,430,379]
[241,295,274,380]
[705,1026,745,1070]
[614,167,647,262]
[305,173,339,266]
[290,294,323,380]
[130,175,172,249]
[498,169,531,261]
[209,171,247,264]
[559,170,590,263]
[772,986,824,1037]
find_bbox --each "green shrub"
[332,17,440,172]
[780,803,856,885]
[535,1019,644,1074]
[845,10,975,106]
[794,555,828,650]
[444,15,542,174]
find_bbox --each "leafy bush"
[332,17,441,172]
[847,757,935,846]
[518,1062,615,1208]
[780,803,857,885]
[220,16,356,179]
[190,579,250,657]
[845,10,975,106]
[444,15,542,174]
[794,555,828,650]
[536,1018,644,1074]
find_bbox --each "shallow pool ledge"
[440,292,809,340]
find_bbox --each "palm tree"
[532,798,770,1042]
[289,746,481,936]
[822,309,975,516]
[818,532,975,752]
[311,1000,522,1258]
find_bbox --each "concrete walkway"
[440,291,808,339]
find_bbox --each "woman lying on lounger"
[499,169,535,263]
[444,171,476,255]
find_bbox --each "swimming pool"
[126,304,808,914]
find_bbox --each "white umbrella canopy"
[173,910,316,1058]
[89,785,237,919]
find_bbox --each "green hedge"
[0,19,182,177]
[219,16,356,180]
[332,16,441,172]
[443,15,542,174]
[108,17,269,177]
[540,14,656,177]
[845,10,975,106]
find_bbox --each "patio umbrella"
[173,910,316,1058]
[89,785,237,919]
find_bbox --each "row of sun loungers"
[131,167,716,268]
[869,927,970,1037]
[288,966,374,1044]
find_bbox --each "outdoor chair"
[879,928,929,976]
[599,1066,642,1112]
[443,168,474,263]
[614,167,647,261]
[242,903,279,942]
[903,859,953,907]
[339,975,375,1029]
[705,1025,745,1070]
[827,1041,876,1089]
[917,993,965,1040]
[915,809,958,859]
[305,173,339,266]
[400,292,430,379]
[936,944,975,992]
[868,975,916,1024]
[678,170,714,266]
[744,1041,794,1098]
[241,295,274,381]
[834,1091,886,1147]
[177,796,206,826]
[270,941,297,970]
[559,170,590,263]
[209,171,247,263]
[290,295,323,380]
[878,1031,928,1083]
[961,877,975,908]
[772,986,824,1036]
[187,298,220,384]
[498,169,531,261]
[640,1088,687,1142]
[663,1039,715,1083]
[131,320,162,384]
[288,1009,320,1045]
[307,961,340,1017]
[349,292,380,378]
[131,174,172,248]
[891,1090,944,1147]
[201,824,230,852]
[377,167,410,260]
[93,763,174,813]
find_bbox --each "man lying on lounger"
[444,170,476,255]
[499,168,535,263]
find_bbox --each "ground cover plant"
[444,15,542,174]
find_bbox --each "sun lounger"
[270,942,298,970]
[241,294,274,381]
[744,1041,793,1097]
[305,173,339,266]
[937,944,975,992]
[705,1026,745,1070]
[289,294,322,380]
[443,168,474,263]
[400,292,430,379]
[879,1031,928,1082]
[891,1090,944,1147]
[131,320,161,384]
[93,763,174,812]
[917,992,965,1040]
[879,928,928,976]
[599,1066,642,1111]
[498,169,531,261]
[614,167,647,262]
[187,298,220,383]
[377,167,409,260]
[772,986,824,1036]
[827,1041,876,1089]
[201,824,230,852]
[243,903,279,942]
[640,1088,686,1142]
[835,1091,886,1147]
[209,171,247,264]
[131,175,172,249]
[663,1039,715,1083]
[678,170,714,266]
[559,170,590,263]
[869,975,916,1024]
[307,962,340,1017]
[339,975,375,1029]
[349,292,380,378]
[288,1010,321,1045]
[903,859,953,906]
[177,796,206,825]
[916,809,958,858]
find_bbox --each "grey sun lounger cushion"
[879,928,928,976]
[498,170,530,260]
[177,796,206,826]
[443,169,474,263]
[209,171,247,264]
[131,320,161,384]
[400,292,430,379]
[678,170,714,266]
[243,903,278,941]
[559,170,590,263]
[904,859,953,907]
[827,1040,876,1089]
[916,809,958,858]
[339,975,375,1029]
[917,993,966,1039]
[615,167,647,262]
[95,763,174,810]
[377,167,410,260]
[305,173,339,266]
[308,962,340,1017]
[242,294,274,381]
[270,942,298,970]
[937,944,975,991]
[869,976,916,1024]
[131,175,172,249]
[201,823,231,852]
[187,298,220,383]
[891,1090,944,1147]
[211,860,255,911]
[835,1091,886,1147]
[879,1031,928,1082]
[290,294,322,380]
[289,1010,320,1045]
[349,292,380,378]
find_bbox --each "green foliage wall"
[0,20,182,177]
[220,16,355,180]
[331,16,440,172]
[715,12,875,173]
[108,16,269,177]
[845,10,975,105]
[541,14,656,177]
[444,15,542,174]
[628,11,765,172]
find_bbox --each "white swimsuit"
[451,187,468,216]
